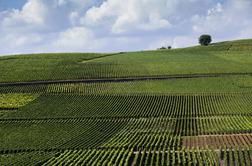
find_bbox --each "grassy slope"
[0,39,252,82]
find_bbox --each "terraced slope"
[0,39,252,165]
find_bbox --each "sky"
[0,0,252,55]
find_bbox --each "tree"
[167,46,172,49]
[199,35,212,46]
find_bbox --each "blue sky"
[0,0,26,10]
[0,0,252,55]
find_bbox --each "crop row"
[1,75,252,94]
[1,60,151,83]
[100,116,252,149]
[0,53,131,83]
[4,93,252,119]
[45,77,252,94]
[0,85,47,94]
[1,116,251,151]
[0,151,56,166]
[0,118,129,150]
[2,146,252,165]
[41,146,252,166]
[2,116,251,137]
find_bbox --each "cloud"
[111,13,171,33]
[82,0,174,33]
[0,0,99,54]
[192,0,252,40]
[0,0,252,55]
[1,0,48,31]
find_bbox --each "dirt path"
[80,52,124,63]
[0,72,251,87]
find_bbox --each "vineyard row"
[4,93,252,119]
[41,146,252,166]
[1,116,252,151]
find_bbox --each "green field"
[1,39,252,165]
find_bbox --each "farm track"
[0,72,251,87]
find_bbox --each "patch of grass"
[0,93,39,108]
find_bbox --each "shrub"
[159,47,167,50]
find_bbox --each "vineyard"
[1,39,252,165]
[1,40,252,83]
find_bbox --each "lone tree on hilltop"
[199,34,212,46]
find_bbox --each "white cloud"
[82,0,173,33]
[0,0,252,55]
[112,13,171,33]
[1,0,48,28]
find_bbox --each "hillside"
[0,39,252,165]
[1,39,252,83]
